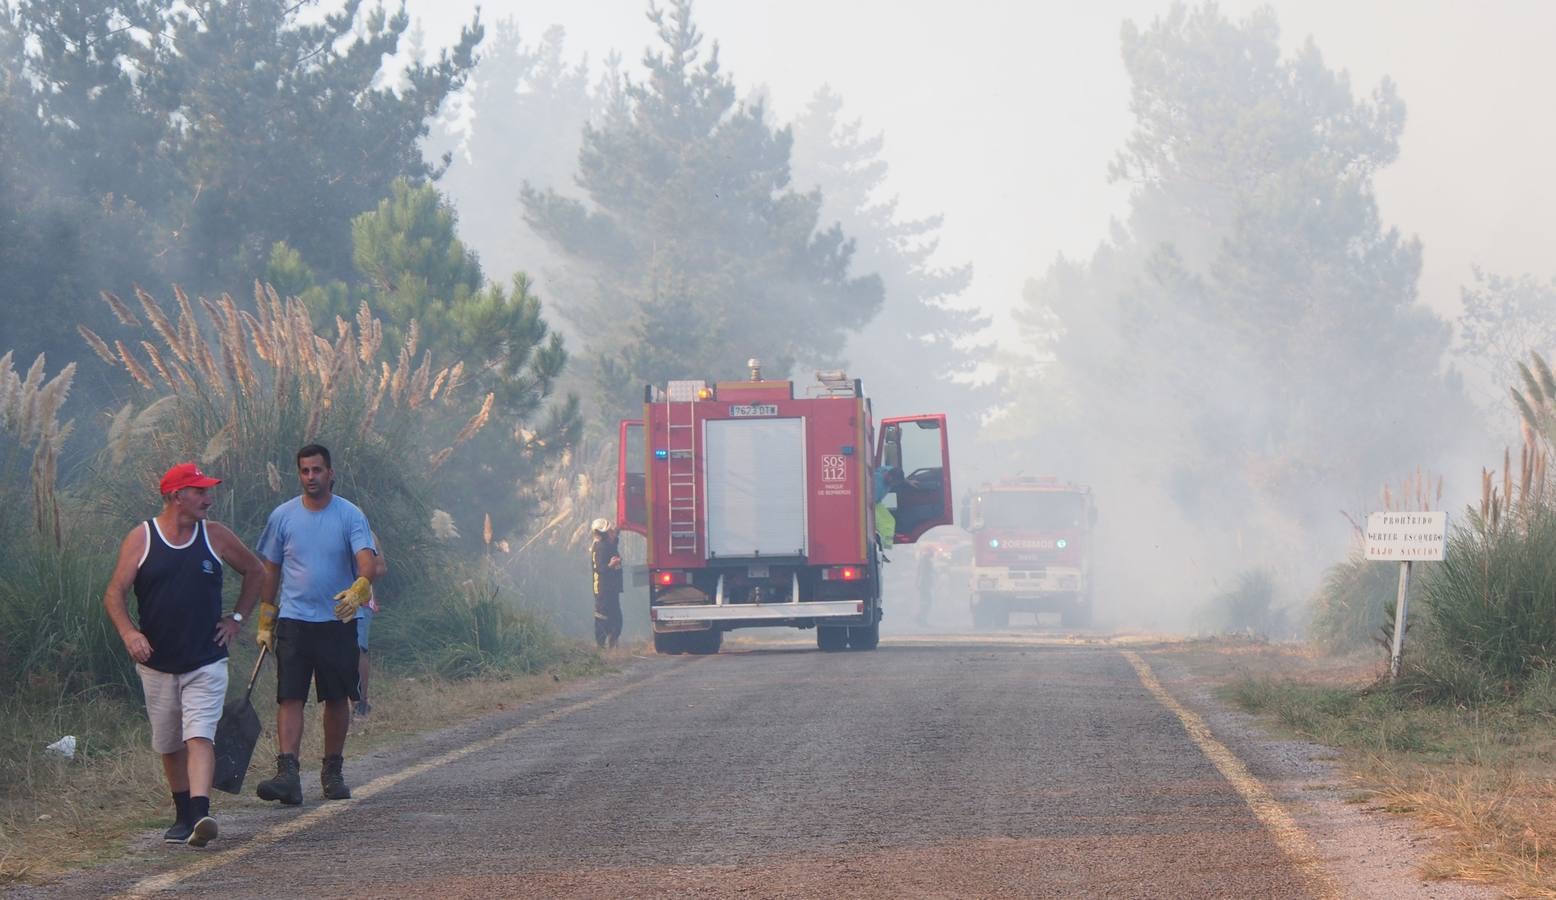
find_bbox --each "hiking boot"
[186,816,218,848]
[256,753,302,805]
[320,754,351,800]
[163,820,193,843]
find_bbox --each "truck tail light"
[822,566,862,581]
[654,570,686,587]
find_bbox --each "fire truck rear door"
[616,419,647,535]
[876,414,953,544]
[704,417,807,558]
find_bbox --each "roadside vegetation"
[1223,659,1556,897]
[1214,384,1556,897]
[0,291,599,883]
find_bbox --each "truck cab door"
[617,419,647,535]
[875,414,953,544]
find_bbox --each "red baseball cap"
[160,462,221,495]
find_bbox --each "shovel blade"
[212,697,262,794]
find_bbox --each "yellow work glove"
[333,576,372,623]
[256,601,279,650]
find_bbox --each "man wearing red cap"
[103,462,266,848]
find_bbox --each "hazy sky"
[406,0,1556,341]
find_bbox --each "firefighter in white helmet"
[590,518,623,648]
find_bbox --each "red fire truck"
[965,477,1097,628]
[615,365,953,653]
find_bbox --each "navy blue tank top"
[133,519,227,674]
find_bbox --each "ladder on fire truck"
[664,381,704,555]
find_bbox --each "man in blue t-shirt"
[253,444,378,806]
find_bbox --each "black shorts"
[275,618,360,703]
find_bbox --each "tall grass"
[0,351,74,545]
[1408,399,1556,691]
[1421,506,1556,685]
[0,529,131,697]
[80,284,493,545]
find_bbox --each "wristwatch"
[230,611,244,624]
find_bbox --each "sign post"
[1363,511,1447,680]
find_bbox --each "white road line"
[1121,649,1340,900]
[124,661,698,897]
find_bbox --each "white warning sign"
[1364,511,1447,561]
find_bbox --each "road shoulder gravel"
[1141,648,1494,900]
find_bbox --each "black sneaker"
[163,820,193,843]
[321,754,351,800]
[256,753,303,805]
[186,816,218,848]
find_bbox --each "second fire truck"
[965,476,1097,628]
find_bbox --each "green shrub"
[1421,507,1556,683]
[1390,647,1494,706]
[1308,549,1402,651]
[1227,676,1443,753]
[1199,568,1291,638]
[1515,667,1556,719]
[377,567,566,679]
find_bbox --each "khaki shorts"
[137,659,229,754]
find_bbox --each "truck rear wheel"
[847,622,880,650]
[971,596,1005,630]
[817,626,849,652]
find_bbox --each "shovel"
[213,646,267,795]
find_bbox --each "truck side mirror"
[880,423,901,470]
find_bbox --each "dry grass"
[84,284,494,539]
[0,350,75,544]
[0,649,619,885]
[1166,639,1556,898]
[1369,761,1556,896]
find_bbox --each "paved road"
[29,639,1348,897]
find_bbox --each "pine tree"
[522,0,881,422]
[138,1,483,284]
[274,180,569,419]
[791,86,986,428]
[1005,4,1471,542]
[5,0,484,303]
[432,20,603,286]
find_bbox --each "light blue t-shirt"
[258,495,376,623]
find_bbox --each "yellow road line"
[1120,650,1339,899]
[124,661,698,897]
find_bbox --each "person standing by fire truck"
[590,518,623,648]
[915,545,935,626]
